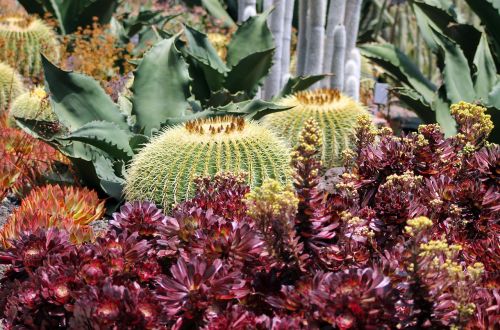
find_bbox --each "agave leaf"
[473,33,498,101]
[200,0,236,28]
[488,80,500,109]
[276,75,329,100]
[396,88,436,124]
[42,57,128,132]
[205,89,247,108]
[226,8,274,67]
[161,99,292,125]
[184,26,228,74]
[360,44,436,104]
[225,49,274,97]
[131,36,191,136]
[93,155,125,200]
[433,86,457,136]
[464,0,500,61]
[58,121,135,161]
[430,27,475,103]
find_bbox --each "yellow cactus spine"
[0,16,60,77]
[0,61,25,111]
[262,88,368,168]
[125,116,292,210]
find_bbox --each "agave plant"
[361,0,500,142]
[17,10,322,202]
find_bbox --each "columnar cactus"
[125,116,291,209]
[0,62,24,111]
[9,86,57,123]
[0,16,60,77]
[262,89,367,167]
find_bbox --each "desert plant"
[0,62,24,111]
[0,184,104,247]
[9,87,57,123]
[125,116,291,209]
[0,127,66,198]
[0,16,60,77]
[360,0,500,141]
[16,0,120,35]
[262,88,367,167]
[18,11,321,202]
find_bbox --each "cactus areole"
[125,116,291,210]
[263,89,367,167]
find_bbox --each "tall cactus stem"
[330,25,346,90]
[280,0,295,86]
[322,0,346,87]
[297,0,309,76]
[263,0,286,99]
[345,75,360,101]
[304,0,327,80]
[343,0,362,58]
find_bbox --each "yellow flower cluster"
[418,238,462,258]
[405,216,433,236]
[450,101,493,142]
[245,179,298,219]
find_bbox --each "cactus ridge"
[0,61,25,111]
[125,116,292,209]
[263,88,367,167]
[0,16,60,76]
[9,86,56,123]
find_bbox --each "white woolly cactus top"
[263,88,367,167]
[125,116,292,209]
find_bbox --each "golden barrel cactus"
[9,86,56,123]
[0,16,60,76]
[262,89,367,167]
[0,61,24,111]
[125,116,292,209]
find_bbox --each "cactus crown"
[9,86,57,123]
[294,88,342,105]
[0,15,60,76]
[0,61,25,111]
[125,116,291,210]
[263,88,367,168]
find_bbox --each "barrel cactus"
[9,86,56,123]
[262,88,367,167]
[0,16,60,76]
[0,62,24,111]
[125,116,292,209]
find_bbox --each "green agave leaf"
[16,0,48,17]
[184,25,228,74]
[200,0,236,28]
[276,75,329,100]
[58,121,135,161]
[42,57,128,132]
[205,89,247,108]
[225,49,274,97]
[131,36,191,136]
[433,86,457,136]
[396,88,436,124]
[430,27,475,103]
[226,8,274,67]
[360,44,436,103]
[464,0,500,61]
[473,33,498,101]
[93,155,125,200]
[161,99,292,125]
[488,80,500,109]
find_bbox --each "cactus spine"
[262,89,367,168]
[0,16,60,77]
[9,86,57,123]
[125,116,291,209]
[0,62,24,111]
